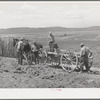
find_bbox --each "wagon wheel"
[60,54,71,72]
[70,55,80,71]
[60,54,78,72]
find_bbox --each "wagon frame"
[45,51,93,72]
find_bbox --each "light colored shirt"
[80,46,92,58]
[80,46,85,57]
[16,40,23,51]
[85,47,92,57]
[48,34,55,43]
[31,44,37,52]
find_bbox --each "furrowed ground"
[0,31,100,88]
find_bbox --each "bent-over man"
[80,43,92,73]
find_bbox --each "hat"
[49,31,52,35]
[80,43,84,46]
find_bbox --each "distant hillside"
[0,27,68,34]
[0,26,100,35]
[70,26,100,31]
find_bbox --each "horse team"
[13,37,44,65]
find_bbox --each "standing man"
[31,41,39,64]
[79,43,92,73]
[48,31,55,43]
[23,39,31,64]
[15,37,24,65]
[48,31,55,52]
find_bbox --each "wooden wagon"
[45,50,93,72]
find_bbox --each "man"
[79,43,92,73]
[48,31,55,43]
[48,31,55,52]
[15,37,24,65]
[23,39,31,64]
[31,41,39,64]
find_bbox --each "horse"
[13,38,19,47]
[13,38,32,65]
[13,38,47,65]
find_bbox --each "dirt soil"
[0,57,100,88]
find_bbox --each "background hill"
[0,26,100,36]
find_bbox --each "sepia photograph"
[0,1,99,90]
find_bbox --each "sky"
[0,1,100,28]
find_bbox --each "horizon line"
[1,25,100,29]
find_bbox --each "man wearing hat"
[49,31,55,43]
[48,31,55,52]
[16,37,24,65]
[23,39,31,64]
[80,43,92,73]
[16,37,24,51]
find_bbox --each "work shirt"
[31,44,37,52]
[48,35,55,43]
[80,46,92,59]
[85,47,92,57]
[80,46,88,59]
[16,40,23,51]
[23,43,31,53]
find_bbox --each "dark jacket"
[23,43,31,53]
